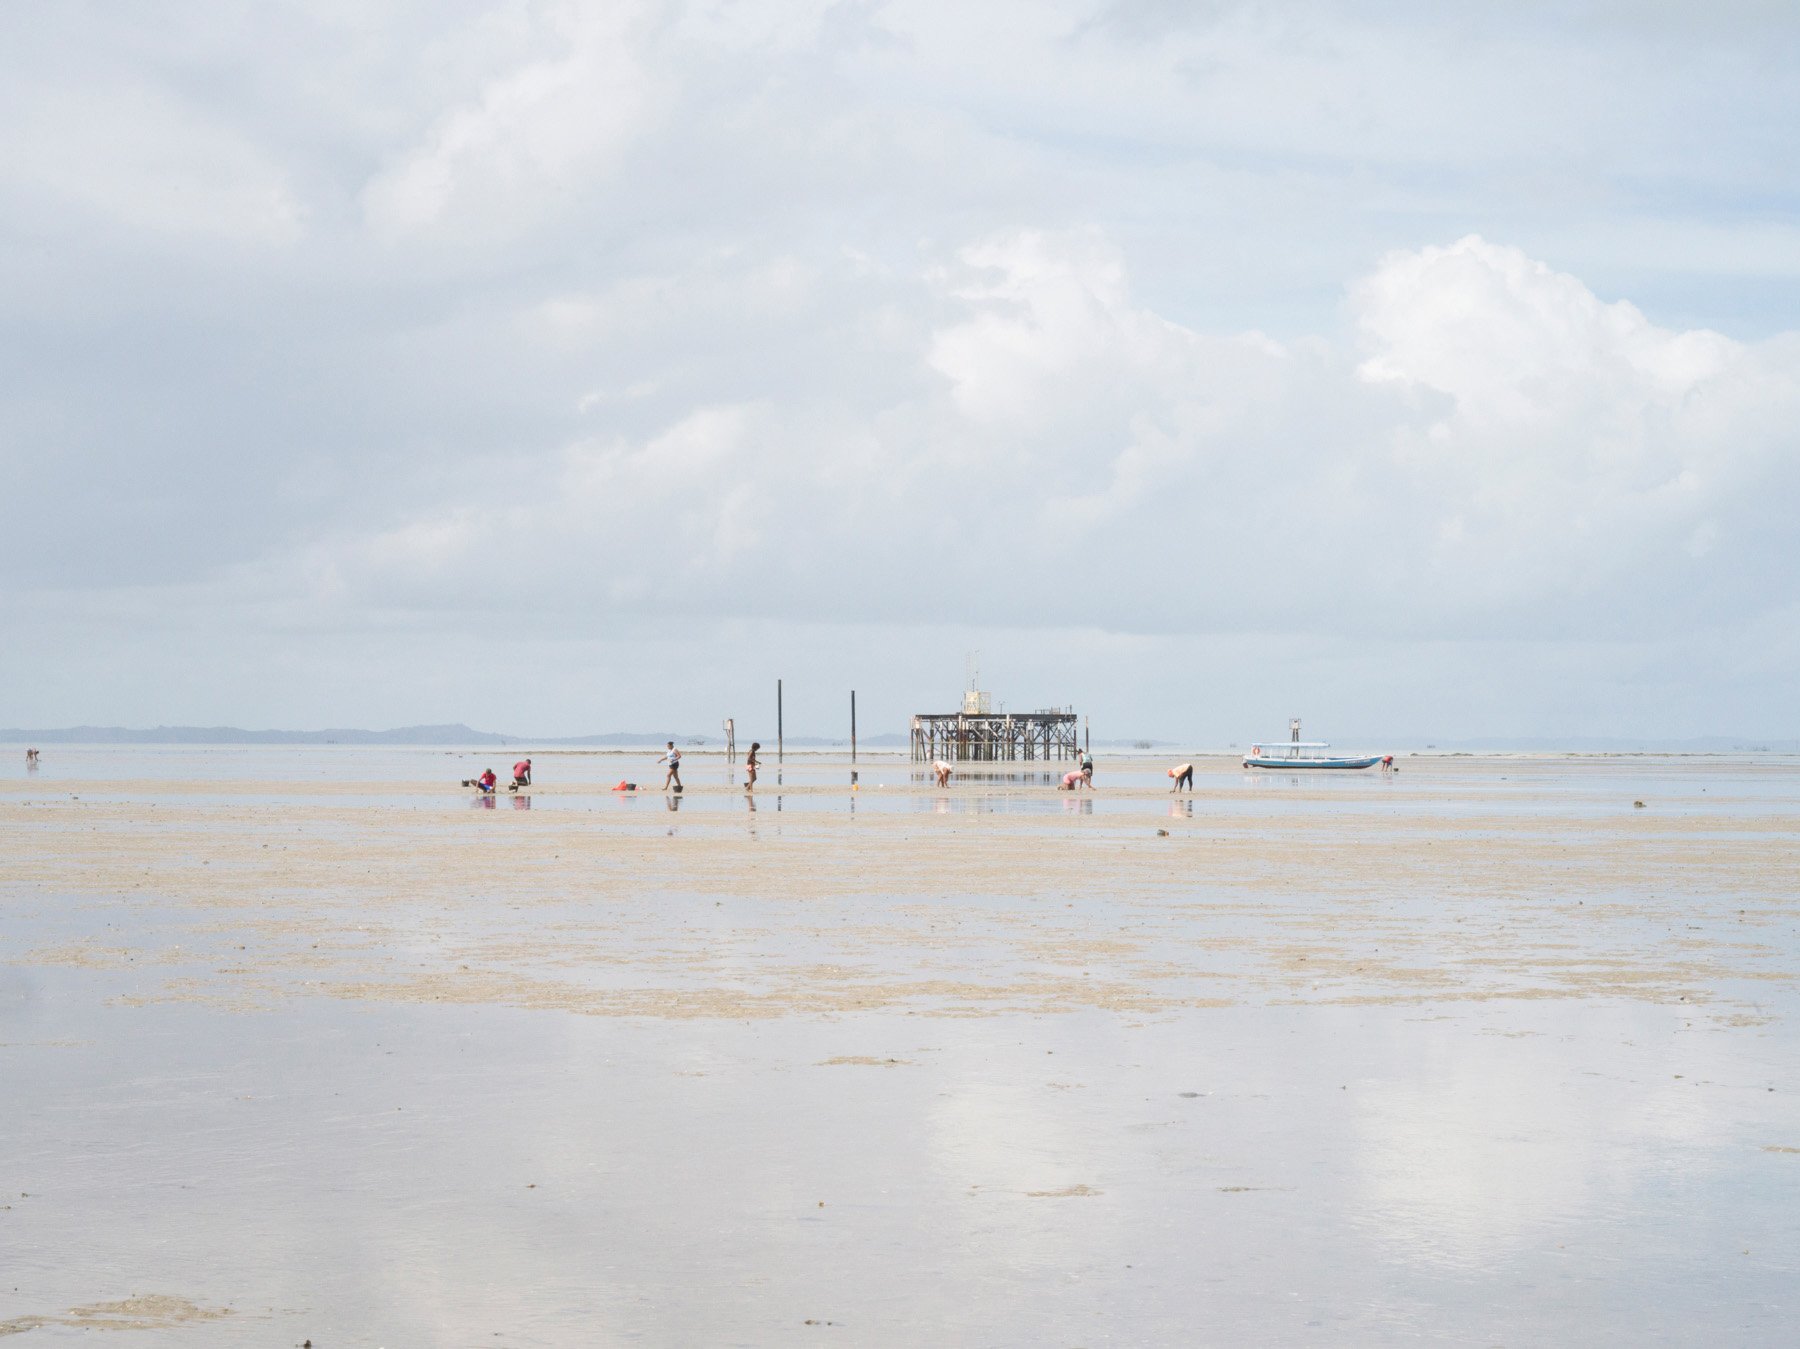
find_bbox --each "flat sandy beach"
[3,750,1797,1344]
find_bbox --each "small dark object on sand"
[1634,800,1646,808]
[1156,828,1169,836]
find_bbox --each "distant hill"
[0,723,513,745]
[0,724,918,748]
[2,726,1791,753]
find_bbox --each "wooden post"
[777,679,784,762]
[850,690,857,763]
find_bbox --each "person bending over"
[1059,767,1093,791]
[931,759,953,787]
[475,768,497,795]
[1168,762,1194,792]
[510,758,532,790]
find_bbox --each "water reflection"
[511,795,532,811]
[911,769,1068,786]
[1168,799,1193,819]
[470,794,496,810]
[12,986,1784,1346]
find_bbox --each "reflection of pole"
[777,679,784,762]
[851,690,857,763]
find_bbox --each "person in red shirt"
[511,758,532,790]
[476,768,497,794]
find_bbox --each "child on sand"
[932,759,953,787]
[659,742,682,791]
[744,742,760,790]
[1059,766,1093,791]
[1168,763,1193,791]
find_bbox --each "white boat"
[1244,719,1391,771]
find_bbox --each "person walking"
[1081,748,1095,782]
[1168,762,1194,792]
[659,742,683,792]
[744,741,760,791]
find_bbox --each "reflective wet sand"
[3,752,1797,1344]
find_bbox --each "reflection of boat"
[1243,719,1391,771]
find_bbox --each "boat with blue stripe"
[1243,719,1392,771]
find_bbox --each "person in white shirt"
[931,759,953,787]
[659,742,682,791]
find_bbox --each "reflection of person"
[931,759,953,787]
[1168,763,1194,791]
[744,741,760,790]
[1059,767,1093,791]
[659,742,682,791]
[511,758,532,789]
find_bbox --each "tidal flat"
[2,750,1797,1345]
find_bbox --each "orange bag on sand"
[613,781,636,792]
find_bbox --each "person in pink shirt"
[475,769,497,794]
[511,758,532,790]
[1059,766,1093,791]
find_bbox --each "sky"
[3,0,1798,744]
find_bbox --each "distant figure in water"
[744,741,760,790]
[1168,762,1194,791]
[25,748,39,767]
[510,758,532,790]
[1059,766,1093,791]
[931,759,953,787]
[659,742,682,792]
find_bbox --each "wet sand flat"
[2,752,1798,1344]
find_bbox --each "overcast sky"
[3,1,1798,742]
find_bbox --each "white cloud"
[0,80,302,244]
[258,230,1798,651]
[361,2,662,240]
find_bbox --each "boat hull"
[1243,755,1383,770]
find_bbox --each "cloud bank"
[2,1,1797,736]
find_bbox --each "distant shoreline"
[1,726,1796,756]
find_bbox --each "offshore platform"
[909,668,1081,762]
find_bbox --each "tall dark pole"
[777,679,784,763]
[851,690,857,763]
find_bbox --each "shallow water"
[3,751,1798,1344]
